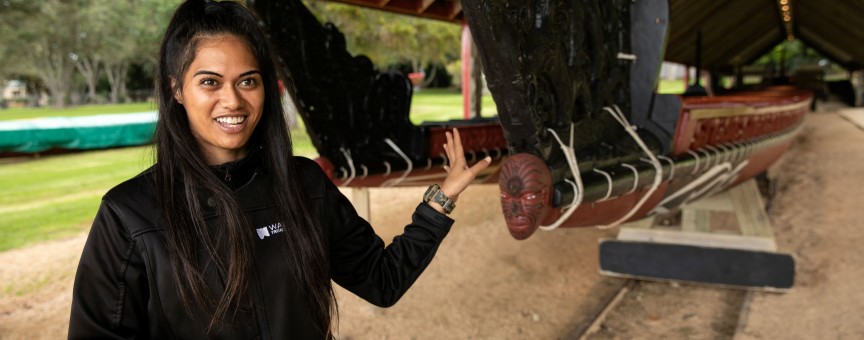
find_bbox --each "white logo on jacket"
[255,222,284,239]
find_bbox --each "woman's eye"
[200,78,218,87]
[239,78,258,87]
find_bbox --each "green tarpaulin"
[0,112,156,153]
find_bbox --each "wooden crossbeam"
[448,1,462,19]
[418,0,435,13]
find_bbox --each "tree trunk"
[420,65,439,88]
[33,48,73,108]
[105,61,128,104]
[73,55,101,104]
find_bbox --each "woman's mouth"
[214,115,248,133]
[215,116,246,125]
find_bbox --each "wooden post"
[461,23,483,119]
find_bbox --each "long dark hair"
[153,0,334,335]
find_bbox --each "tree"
[755,40,826,78]
[71,0,105,104]
[304,2,461,73]
[2,0,178,106]
[71,0,177,104]
[1,0,79,108]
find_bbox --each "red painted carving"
[499,153,553,240]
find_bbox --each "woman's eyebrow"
[239,70,261,77]
[193,70,222,77]
[192,70,260,78]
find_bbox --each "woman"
[68,1,490,338]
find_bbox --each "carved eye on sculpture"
[524,193,537,200]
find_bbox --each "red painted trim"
[672,86,811,156]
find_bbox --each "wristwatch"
[424,184,455,214]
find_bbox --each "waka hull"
[545,91,808,229]
[252,0,810,239]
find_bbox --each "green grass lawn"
[0,146,154,251]
[0,102,156,121]
[658,79,686,94]
[408,88,498,124]
[0,89,489,251]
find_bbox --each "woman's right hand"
[435,128,492,209]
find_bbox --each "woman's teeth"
[215,116,246,125]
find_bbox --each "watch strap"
[424,184,455,214]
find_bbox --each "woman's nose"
[221,86,241,110]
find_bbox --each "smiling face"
[499,153,552,240]
[176,34,264,165]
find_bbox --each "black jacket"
[68,154,453,339]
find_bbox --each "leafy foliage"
[0,0,178,107]
[303,1,462,72]
[1,0,461,107]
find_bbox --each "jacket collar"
[210,146,263,190]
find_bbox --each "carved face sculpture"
[499,153,552,240]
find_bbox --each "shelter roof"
[666,0,864,72]
[323,0,864,71]
[322,0,464,22]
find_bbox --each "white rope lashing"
[383,161,391,177]
[698,149,713,171]
[539,123,585,231]
[658,162,732,208]
[338,147,356,186]
[382,138,413,187]
[687,150,701,174]
[656,155,675,180]
[707,145,721,166]
[593,168,614,201]
[716,144,730,163]
[617,52,637,61]
[700,160,750,200]
[621,163,639,195]
[595,105,664,229]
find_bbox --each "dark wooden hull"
[252,0,811,238]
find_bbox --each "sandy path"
[0,233,85,339]
[736,112,864,338]
[334,185,621,339]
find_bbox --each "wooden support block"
[607,179,794,291]
[839,108,864,130]
[618,178,777,251]
[727,179,774,239]
[352,187,371,222]
[599,240,795,292]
